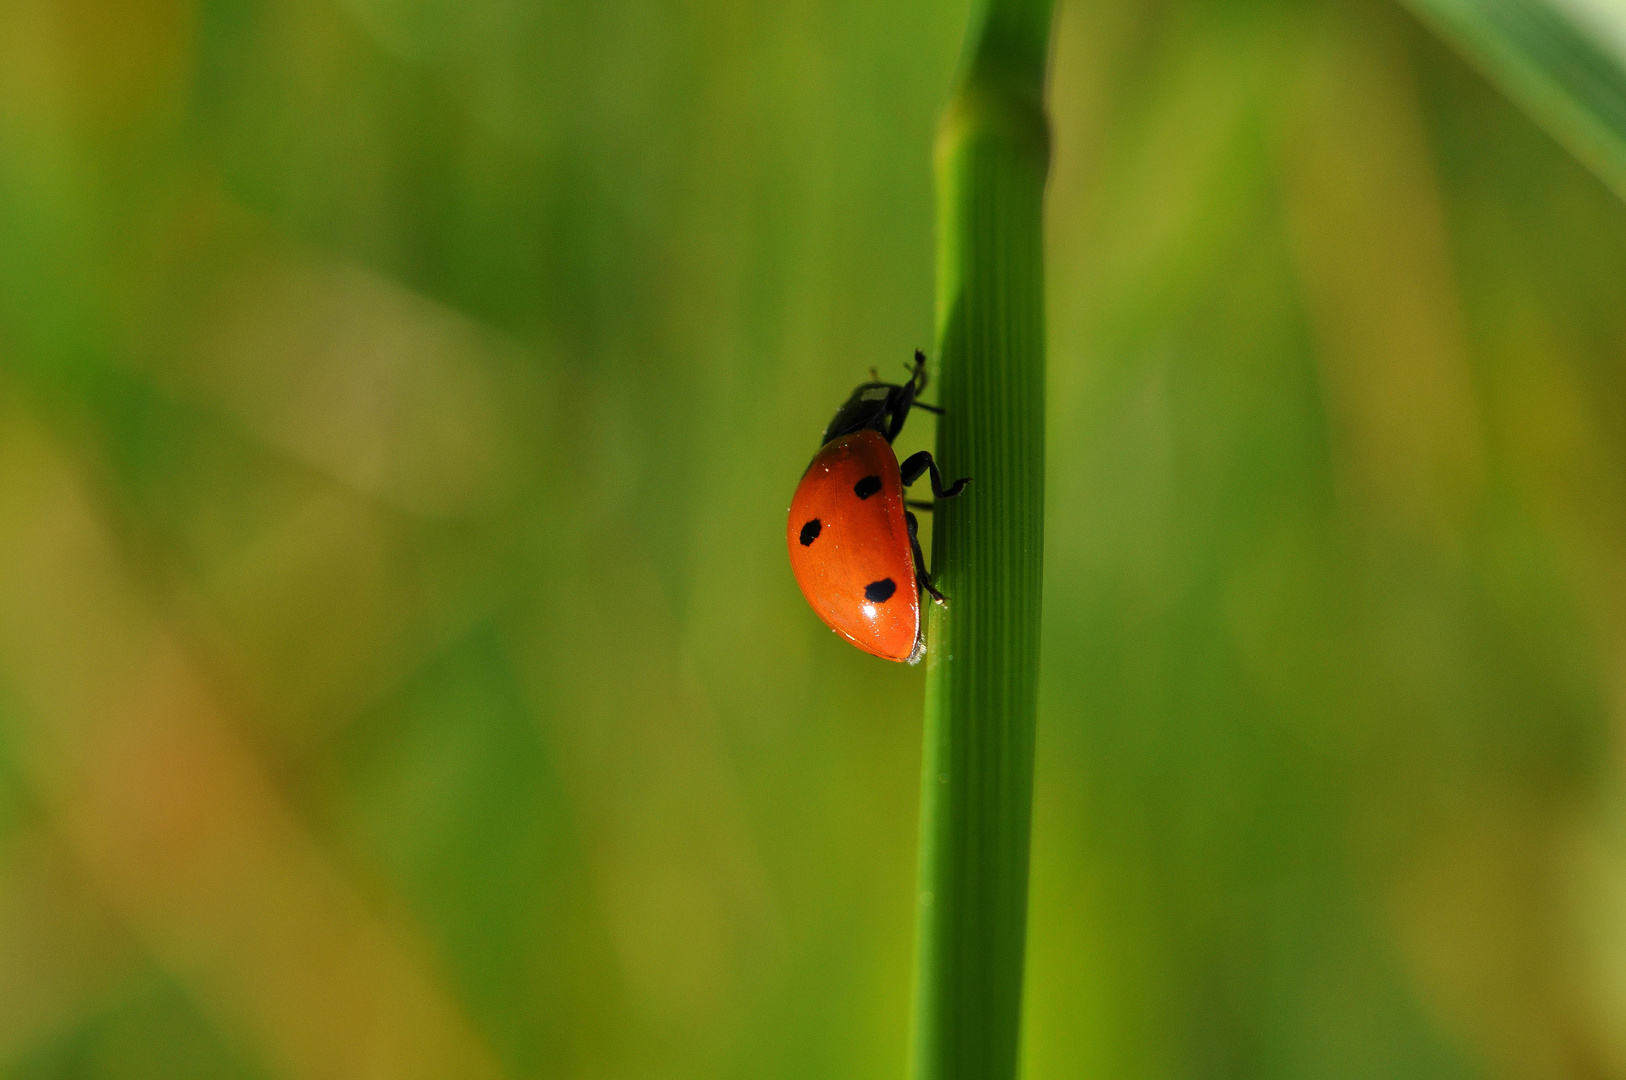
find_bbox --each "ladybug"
[787,350,970,664]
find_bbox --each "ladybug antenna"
[911,349,929,394]
[869,366,880,383]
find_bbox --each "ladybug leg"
[884,383,916,443]
[905,511,948,606]
[906,500,935,511]
[903,351,943,413]
[883,353,948,442]
[910,350,930,394]
[898,451,971,500]
[883,350,940,441]
[885,402,909,442]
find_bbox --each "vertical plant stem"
[911,2,1052,1080]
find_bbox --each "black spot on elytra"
[799,519,821,546]
[864,578,897,603]
[854,475,882,500]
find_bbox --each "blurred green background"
[3,0,1626,1077]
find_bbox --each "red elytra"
[786,352,970,664]
[787,430,920,662]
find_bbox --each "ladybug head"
[820,351,929,446]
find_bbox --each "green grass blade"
[909,2,1052,1079]
[1401,0,1626,199]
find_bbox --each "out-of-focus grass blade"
[1402,0,1626,199]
